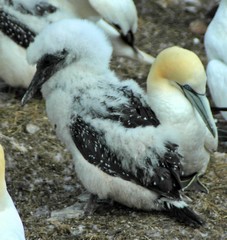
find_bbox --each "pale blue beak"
[180,84,216,138]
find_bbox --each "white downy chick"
[22,19,203,227]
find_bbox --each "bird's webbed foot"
[181,173,209,193]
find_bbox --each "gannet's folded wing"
[69,115,181,199]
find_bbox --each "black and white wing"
[70,115,182,199]
[0,9,35,48]
[70,83,180,196]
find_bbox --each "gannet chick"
[204,0,227,120]
[0,0,154,88]
[146,46,218,192]
[0,144,25,240]
[22,19,203,226]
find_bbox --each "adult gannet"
[204,0,227,120]
[0,0,154,88]
[146,46,218,192]
[0,144,26,240]
[22,19,203,226]
[59,0,154,62]
[53,0,138,45]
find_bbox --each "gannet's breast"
[147,87,209,175]
[0,196,25,240]
[0,144,25,239]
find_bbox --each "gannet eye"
[180,84,195,94]
[183,84,192,91]
[183,84,204,96]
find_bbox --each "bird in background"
[146,46,218,192]
[0,0,154,88]
[0,144,26,240]
[22,19,203,227]
[204,0,227,121]
[53,0,153,61]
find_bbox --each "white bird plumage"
[146,46,218,191]
[206,60,227,120]
[0,144,25,240]
[88,0,138,33]
[22,19,203,226]
[0,0,154,88]
[204,0,227,120]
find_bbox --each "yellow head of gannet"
[0,144,25,239]
[147,46,216,138]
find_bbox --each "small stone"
[193,38,200,45]
[26,123,40,134]
[189,20,207,35]
[48,203,85,221]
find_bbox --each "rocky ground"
[0,0,226,239]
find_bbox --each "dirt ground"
[0,0,226,239]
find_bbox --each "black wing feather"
[136,143,183,199]
[0,10,35,48]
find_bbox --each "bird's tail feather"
[163,201,204,227]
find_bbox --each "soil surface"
[0,0,226,239]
